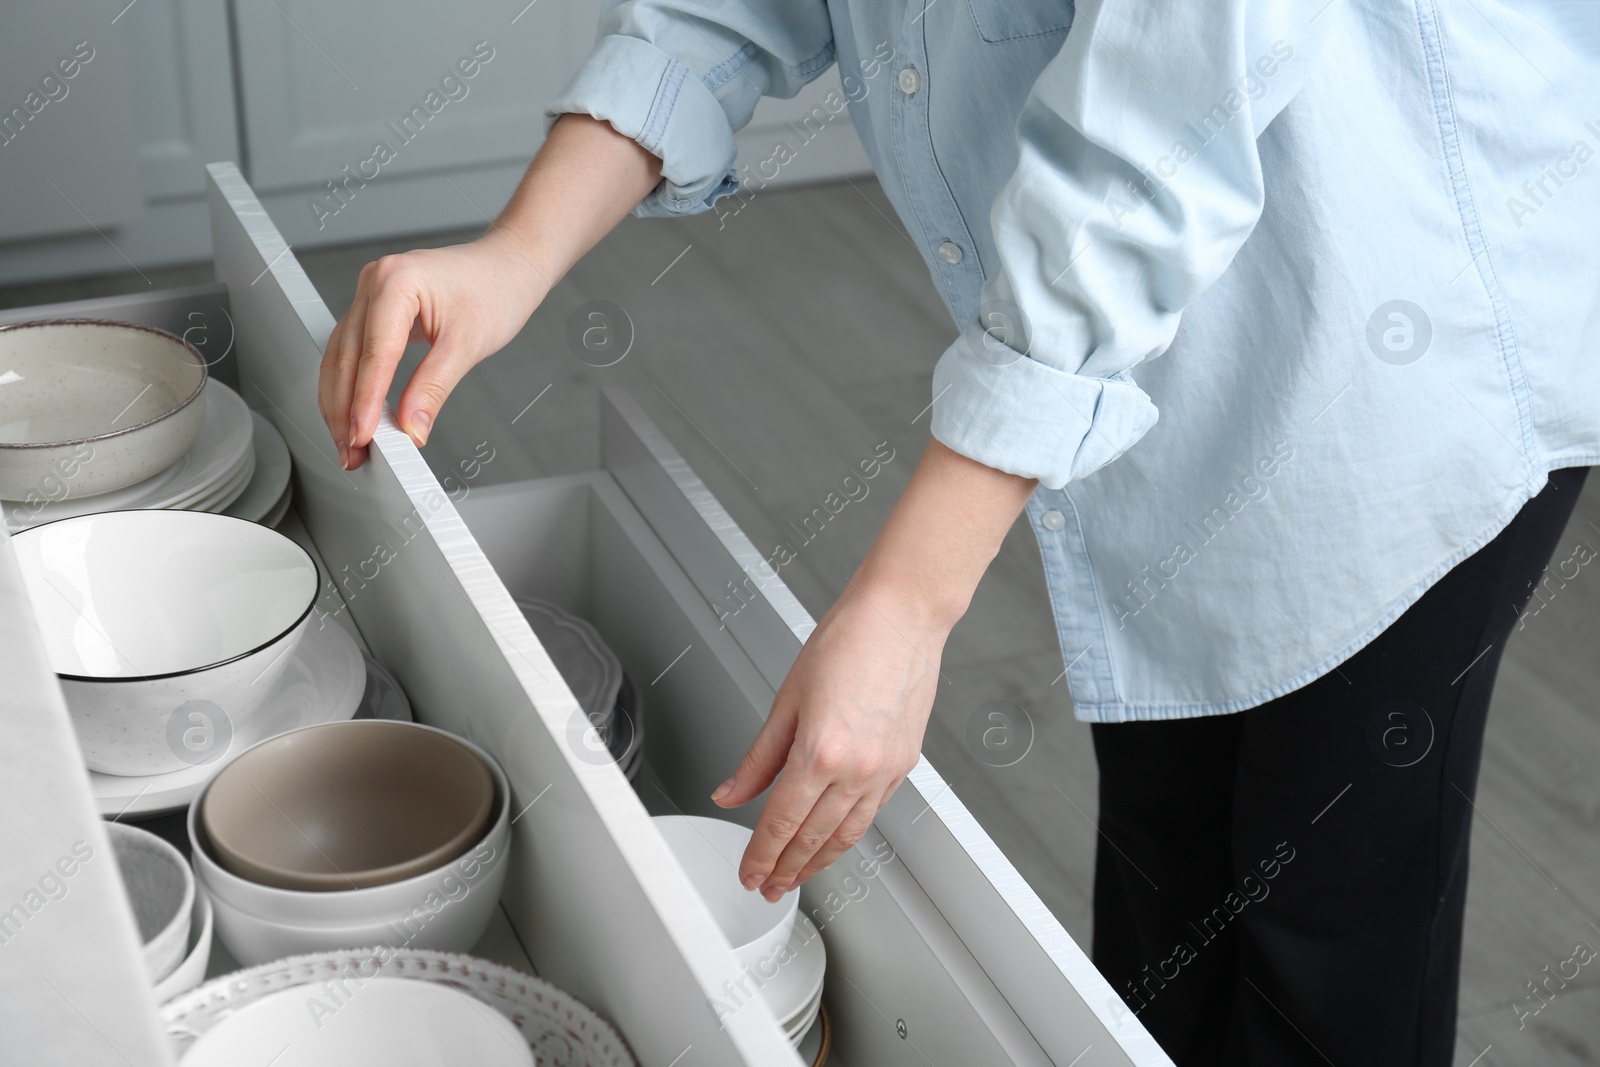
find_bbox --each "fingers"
[738,761,828,895]
[790,794,880,889]
[331,288,373,470]
[760,789,873,901]
[348,258,422,456]
[394,331,479,448]
[712,694,798,810]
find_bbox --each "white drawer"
[0,165,1173,1067]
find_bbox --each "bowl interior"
[654,815,795,949]
[0,321,204,446]
[106,822,192,945]
[201,721,497,891]
[13,510,318,678]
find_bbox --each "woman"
[318,2,1599,1062]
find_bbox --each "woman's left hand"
[711,579,947,901]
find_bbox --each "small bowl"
[0,319,206,500]
[105,820,195,983]
[180,977,534,1067]
[153,885,213,1003]
[201,719,496,891]
[653,816,799,977]
[12,510,319,776]
[188,723,512,967]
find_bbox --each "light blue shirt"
[550,0,1600,721]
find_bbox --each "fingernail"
[710,777,735,804]
[409,410,432,447]
[347,418,359,448]
[741,870,762,890]
[337,443,349,471]
[762,885,787,903]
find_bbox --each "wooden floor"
[3,177,1597,1067]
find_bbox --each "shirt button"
[1041,509,1066,531]
[937,240,963,265]
[898,67,920,95]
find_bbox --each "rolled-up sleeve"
[931,1,1329,489]
[547,1,835,217]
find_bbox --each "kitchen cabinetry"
[0,2,870,286]
[0,166,1159,1065]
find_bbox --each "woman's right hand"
[317,235,548,471]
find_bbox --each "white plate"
[93,620,364,818]
[163,949,638,1066]
[221,413,291,524]
[174,422,253,506]
[181,442,255,514]
[180,977,533,1067]
[262,482,292,528]
[5,380,254,531]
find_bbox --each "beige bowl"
[200,720,496,892]
[0,319,207,500]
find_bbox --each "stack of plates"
[516,596,644,780]
[4,382,293,532]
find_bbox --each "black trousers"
[1091,466,1589,1067]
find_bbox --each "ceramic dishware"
[4,379,256,533]
[201,719,495,891]
[92,618,366,818]
[188,723,511,967]
[220,413,291,524]
[162,950,636,1066]
[105,821,195,983]
[0,320,207,500]
[13,509,319,776]
[154,887,214,1003]
[652,816,799,976]
[179,977,534,1067]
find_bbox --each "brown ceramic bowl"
[199,720,496,892]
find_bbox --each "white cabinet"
[0,2,870,283]
[0,0,241,285]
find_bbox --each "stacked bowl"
[655,816,828,1047]
[188,720,512,966]
[12,509,321,778]
[1,319,293,533]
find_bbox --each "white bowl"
[105,821,195,983]
[154,885,214,1003]
[188,724,511,967]
[652,816,799,982]
[0,320,207,500]
[12,510,319,775]
[179,977,534,1067]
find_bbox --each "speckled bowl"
[0,319,207,501]
[12,510,319,776]
[106,820,195,984]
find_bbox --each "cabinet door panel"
[0,8,142,242]
[231,0,597,193]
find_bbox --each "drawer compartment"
[0,164,1173,1067]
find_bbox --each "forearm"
[484,113,664,291]
[852,438,1037,637]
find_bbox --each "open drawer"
[0,164,1173,1067]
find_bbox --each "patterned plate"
[161,949,639,1067]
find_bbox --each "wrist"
[469,231,552,311]
[847,557,969,644]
